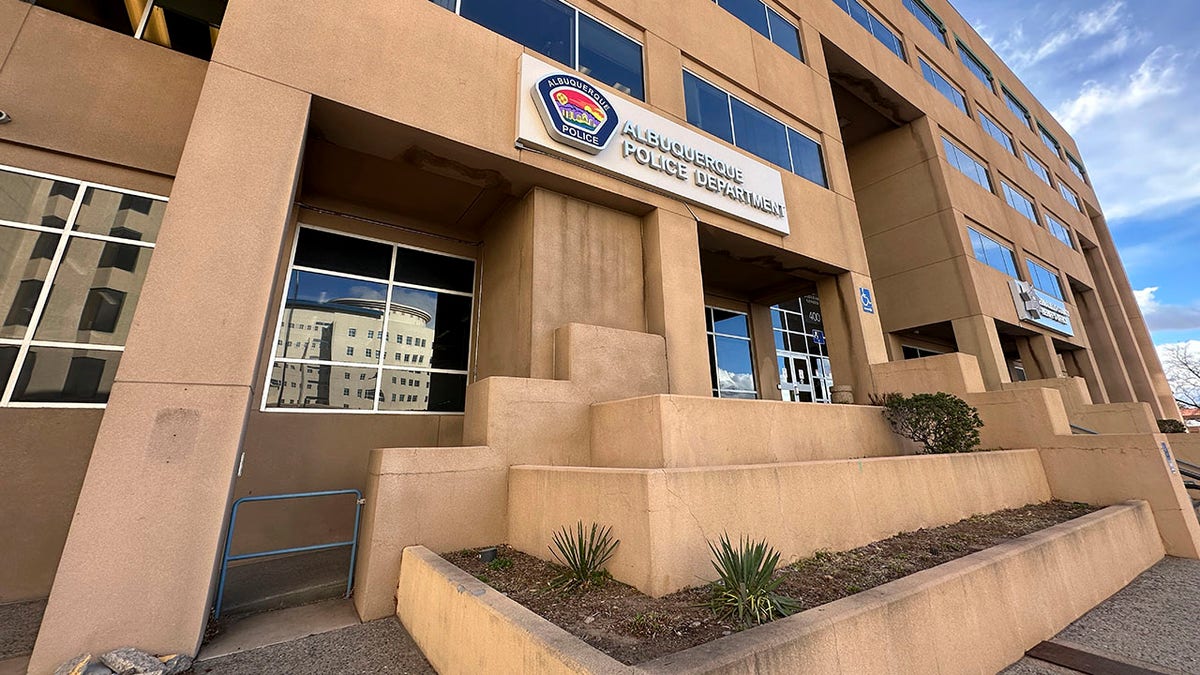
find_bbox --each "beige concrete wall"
[1003,377,1158,435]
[964,388,1073,450]
[1170,434,1200,466]
[0,409,102,603]
[554,323,668,403]
[0,3,206,176]
[509,449,1051,597]
[1041,434,1200,559]
[642,209,710,397]
[397,546,631,675]
[871,352,986,396]
[647,502,1163,675]
[590,395,916,469]
[355,447,508,622]
[29,65,311,671]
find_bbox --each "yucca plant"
[707,534,800,627]
[549,521,620,591]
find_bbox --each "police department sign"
[532,74,619,155]
[517,55,790,236]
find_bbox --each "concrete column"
[1016,339,1039,379]
[1027,333,1061,380]
[818,271,888,404]
[1084,245,1161,414]
[643,208,711,396]
[952,315,1011,390]
[1076,286,1135,403]
[29,64,310,672]
[1063,348,1108,405]
[749,303,781,400]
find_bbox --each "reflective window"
[1002,87,1031,127]
[265,227,475,413]
[684,71,828,187]
[967,227,1018,277]
[1023,150,1051,185]
[903,0,946,45]
[979,112,1015,155]
[35,0,227,60]
[706,306,757,399]
[956,41,992,89]
[0,166,164,406]
[771,296,833,404]
[942,137,991,191]
[1026,259,1065,301]
[831,0,904,58]
[714,0,803,60]
[1059,182,1083,212]
[902,345,942,360]
[446,0,645,99]
[1067,154,1088,184]
[1046,213,1073,249]
[1037,123,1062,158]
[921,59,968,115]
[1001,181,1038,225]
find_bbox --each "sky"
[949,0,1200,357]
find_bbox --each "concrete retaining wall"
[510,449,1051,597]
[397,502,1162,674]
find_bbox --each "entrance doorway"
[771,296,833,403]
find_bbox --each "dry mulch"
[445,500,1098,665]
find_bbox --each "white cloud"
[993,1,1129,70]
[1054,47,1183,132]
[1136,287,1200,332]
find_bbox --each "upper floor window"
[956,41,993,90]
[1045,213,1074,249]
[34,0,226,60]
[713,0,803,60]
[1001,180,1038,225]
[967,227,1018,277]
[1026,259,1065,301]
[903,0,946,45]
[921,58,968,116]
[1036,123,1062,159]
[435,0,645,99]
[683,71,828,187]
[1059,182,1083,212]
[1067,154,1088,184]
[979,112,1015,155]
[265,227,475,414]
[942,137,991,191]
[1002,86,1031,128]
[831,0,904,59]
[1023,150,1051,185]
[0,165,166,406]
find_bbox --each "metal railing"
[214,489,365,619]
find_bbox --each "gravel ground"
[190,618,433,675]
[0,600,45,660]
[1053,556,1200,673]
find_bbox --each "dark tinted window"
[731,98,791,171]
[767,9,802,59]
[789,128,827,188]
[460,0,575,67]
[294,228,392,280]
[393,247,476,293]
[683,72,734,144]
[578,14,644,100]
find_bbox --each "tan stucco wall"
[0,2,206,176]
[509,449,1051,597]
[1170,434,1200,466]
[590,395,916,468]
[0,409,102,603]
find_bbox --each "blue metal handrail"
[214,489,365,619]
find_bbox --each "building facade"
[0,0,1183,669]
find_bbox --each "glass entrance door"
[771,295,834,404]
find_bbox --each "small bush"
[877,392,983,454]
[548,521,619,592]
[487,556,513,571]
[706,534,800,628]
[1157,418,1188,434]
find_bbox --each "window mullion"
[261,227,303,411]
[1,185,88,405]
[375,246,399,413]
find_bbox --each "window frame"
[831,0,905,59]
[955,39,994,91]
[1025,258,1066,301]
[1022,149,1051,186]
[713,0,804,61]
[261,224,478,415]
[705,305,759,399]
[1044,211,1074,249]
[1036,122,1063,159]
[682,68,829,187]
[941,136,992,192]
[903,0,947,46]
[1001,179,1039,226]
[1001,85,1032,129]
[978,110,1015,155]
[966,226,1019,278]
[0,163,166,408]
[439,0,646,100]
[920,57,970,116]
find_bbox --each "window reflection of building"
[263,227,475,414]
[771,295,834,404]
[0,166,164,405]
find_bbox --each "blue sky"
[950,0,1200,351]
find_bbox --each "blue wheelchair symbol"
[812,330,826,345]
[860,288,875,314]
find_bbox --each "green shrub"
[487,556,513,571]
[1157,418,1188,434]
[877,392,983,454]
[706,534,800,627]
[548,521,619,592]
